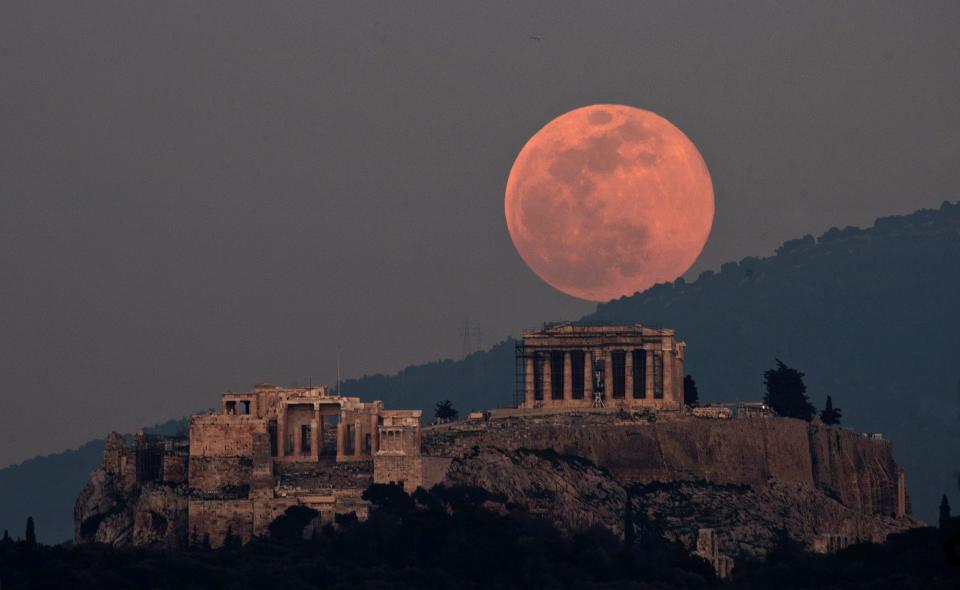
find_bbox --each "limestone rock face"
[426,413,921,558]
[75,413,919,558]
[75,433,190,548]
[74,466,132,545]
[75,465,189,548]
[444,447,628,535]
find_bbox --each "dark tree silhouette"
[1,529,10,545]
[363,483,416,518]
[763,359,816,421]
[434,399,458,422]
[819,395,842,425]
[683,375,699,407]
[24,516,36,546]
[941,494,952,529]
[622,491,635,552]
[222,526,241,550]
[268,505,320,543]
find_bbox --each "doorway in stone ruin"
[300,425,311,456]
[318,410,340,458]
[268,421,278,457]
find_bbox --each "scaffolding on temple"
[514,339,525,408]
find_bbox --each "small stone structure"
[695,528,734,578]
[517,323,684,410]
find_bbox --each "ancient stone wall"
[189,414,266,457]
[161,455,187,484]
[188,499,254,547]
[189,457,252,497]
[188,414,267,497]
[374,455,420,492]
[102,431,137,495]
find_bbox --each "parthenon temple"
[516,323,685,410]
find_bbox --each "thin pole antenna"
[336,349,341,397]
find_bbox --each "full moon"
[504,104,714,301]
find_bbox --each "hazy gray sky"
[1,1,958,467]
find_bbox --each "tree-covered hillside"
[346,201,960,522]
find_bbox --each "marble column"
[369,413,379,455]
[625,350,634,400]
[318,414,325,457]
[603,349,613,400]
[662,340,673,402]
[354,419,363,457]
[563,351,573,402]
[310,405,320,460]
[584,350,594,400]
[276,403,286,458]
[336,410,346,461]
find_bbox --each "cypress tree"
[941,494,952,529]
[763,359,816,421]
[683,375,700,407]
[820,395,843,425]
[25,516,36,546]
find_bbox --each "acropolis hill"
[75,324,919,564]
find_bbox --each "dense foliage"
[1,486,958,589]
[683,375,700,407]
[763,359,816,421]
[433,399,459,422]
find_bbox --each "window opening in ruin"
[240,400,251,415]
[365,433,371,453]
[632,349,646,398]
[653,351,664,399]
[300,425,311,455]
[612,350,626,398]
[533,353,544,401]
[268,421,278,457]
[344,424,354,454]
[225,401,236,415]
[550,350,564,400]
[570,351,585,399]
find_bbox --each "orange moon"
[504,104,714,301]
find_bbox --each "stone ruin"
[79,384,445,548]
[75,323,919,565]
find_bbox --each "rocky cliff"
[76,412,919,559]
[74,433,189,547]
[425,411,919,559]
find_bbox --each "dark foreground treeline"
[1,485,958,590]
